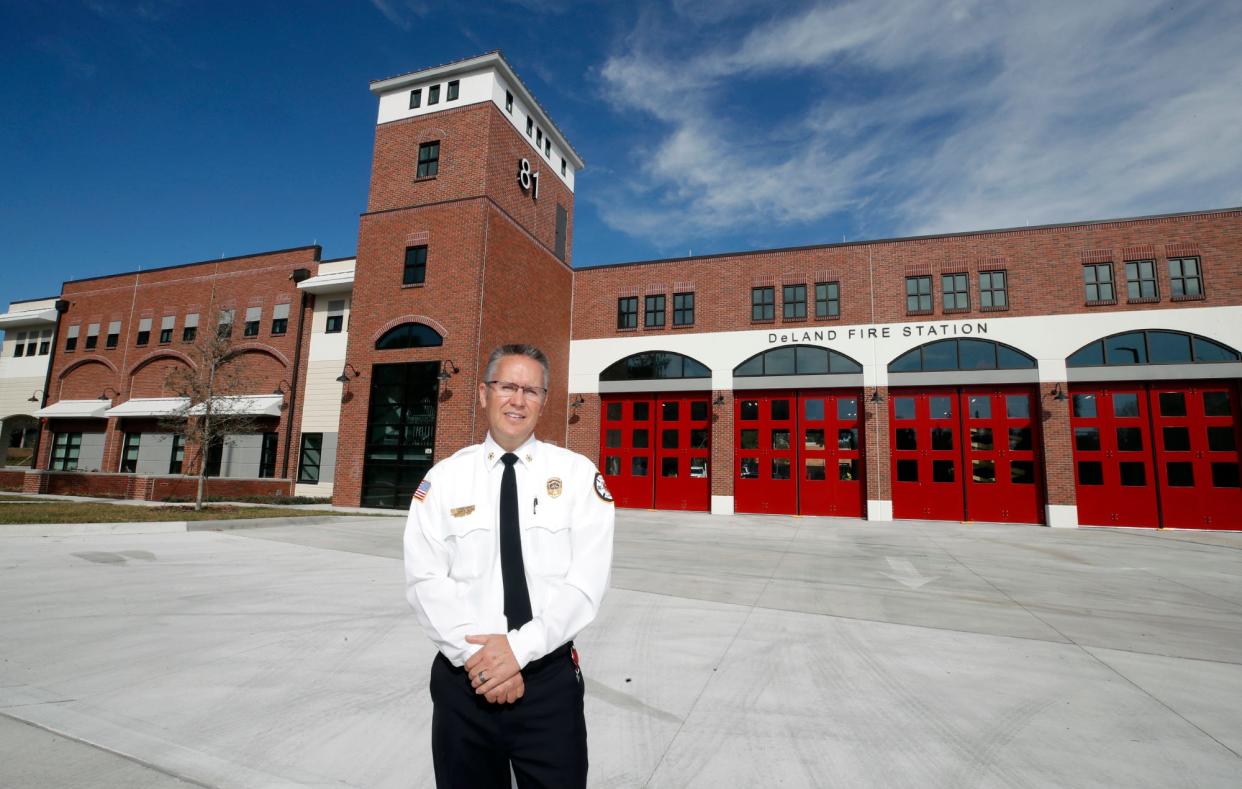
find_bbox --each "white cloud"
[594,0,1242,248]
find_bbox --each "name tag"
[450,505,475,518]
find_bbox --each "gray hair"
[484,344,550,389]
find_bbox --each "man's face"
[478,354,546,451]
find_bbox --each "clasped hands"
[465,634,524,704]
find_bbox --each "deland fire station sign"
[767,321,990,345]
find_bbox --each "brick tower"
[334,52,583,508]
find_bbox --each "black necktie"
[500,453,532,630]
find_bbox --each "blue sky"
[3,0,1240,311]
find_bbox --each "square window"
[837,398,857,420]
[631,457,648,476]
[905,275,932,312]
[931,459,955,482]
[633,402,650,421]
[1075,428,1101,451]
[1207,426,1236,452]
[839,459,859,481]
[967,396,991,419]
[182,326,197,342]
[417,141,440,178]
[771,458,791,480]
[1119,462,1147,486]
[979,270,1008,309]
[804,398,824,420]
[804,429,825,449]
[662,429,679,449]
[931,427,954,450]
[690,401,708,421]
[1157,392,1187,417]
[690,429,709,449]
[616,297,638,330]
[751,287,775,321]
[605,429,622,448]
[690,458,708,478]
[740,400,759,420]
[806,458,826,480]
[243,321,259,337]
[159,328,173,343]
[606,402,622,421]
[673,292,694,326]
[1083,263,1114,302]
[1008,427,1032,450]
[1124,259,1158,300]
[1072,393,1098,418]
[605,456,621,475]
[1011,460,1035,484]
[632,429,649,448]
[1005,395,1029,419]
[970,428,994,450]
[782,284,806,319]
[136,330,150,346]
[929,396,953,419]
[1203,391,1232,417]
[1162,427,1191,451]
[662,401,679,421]
[428,84,440,105]
[644,294,666,327]
[896,459,918,482]
[446,80,459,101]
[838,428,858,450]
[893,397,916,420]
[895,428,917,450]
[409,88,422,109]
[1166,462,1194,487]
[1168,256,1203,298]
[739,458,759,479]
[1078,460,1104,485]
[270,319,287,336]
[1116,427,1143,451]
[972,459,996,483]
[771,400,790,420]
[942,272,969,311]
[1212,462,1240,488]
[815,281,840,318]
[771,430,790,450]
[662,457,679,477]
[740,429,759,449]
[1113,393,1140,418]
[403,245,428,285]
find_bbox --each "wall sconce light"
[712,394,725,406]
[570,395,585,410]
[437,359,461,382]
[27,389,45,403]
[335,363,361,384]
[98,386,120,401]
[1049,383,1068,401]
[869,391,884,404]
[272,379,293,397]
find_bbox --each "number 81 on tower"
[517,157,539,199]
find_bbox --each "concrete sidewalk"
[2,512,1240,787]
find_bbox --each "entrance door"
[1151,384,1242,528]
[1070,385,1160,527]
[891,386,1043,523]
[891,391,963,520]
[734,390,864,516]
[361,361,439,508]
[599,393,710,511]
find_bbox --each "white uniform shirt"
[404,433,615,668]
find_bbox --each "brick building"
[2,51,1239,528]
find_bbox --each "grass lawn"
[0,502,346,524]
[0,494,38,502]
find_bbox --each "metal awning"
[0,307,58,328]
[296,270,354,294]
[104,397,191,418]
[34,400,108,419]
[186,394,283,417]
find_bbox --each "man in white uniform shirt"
[404,344,615,789]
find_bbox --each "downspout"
[35,299,69,468]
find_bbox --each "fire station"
[2,52,1240,529]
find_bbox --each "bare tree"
[159,319,265,510]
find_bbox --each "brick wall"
[0,469,23,491]
[571,209,1242,340]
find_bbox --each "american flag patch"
[413,479,431,502]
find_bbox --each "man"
[404,344,615,789]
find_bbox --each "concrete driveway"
[2,512,1240,787]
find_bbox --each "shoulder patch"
[413,479,431,502]
[593,473,614,503]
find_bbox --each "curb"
[2,515,402,538]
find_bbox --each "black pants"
[429,644,587,789]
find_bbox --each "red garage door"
[891,386,1043,523]
[734,390,864,516]
[1072,382,1242,528]
[600,393,710,511]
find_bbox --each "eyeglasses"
[485,380,547,402]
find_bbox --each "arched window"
[888,338,1035,372]
[599,351,710,381]
[733,345,862,376]
[375,322,443,350]
[1067,330,1239,367]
